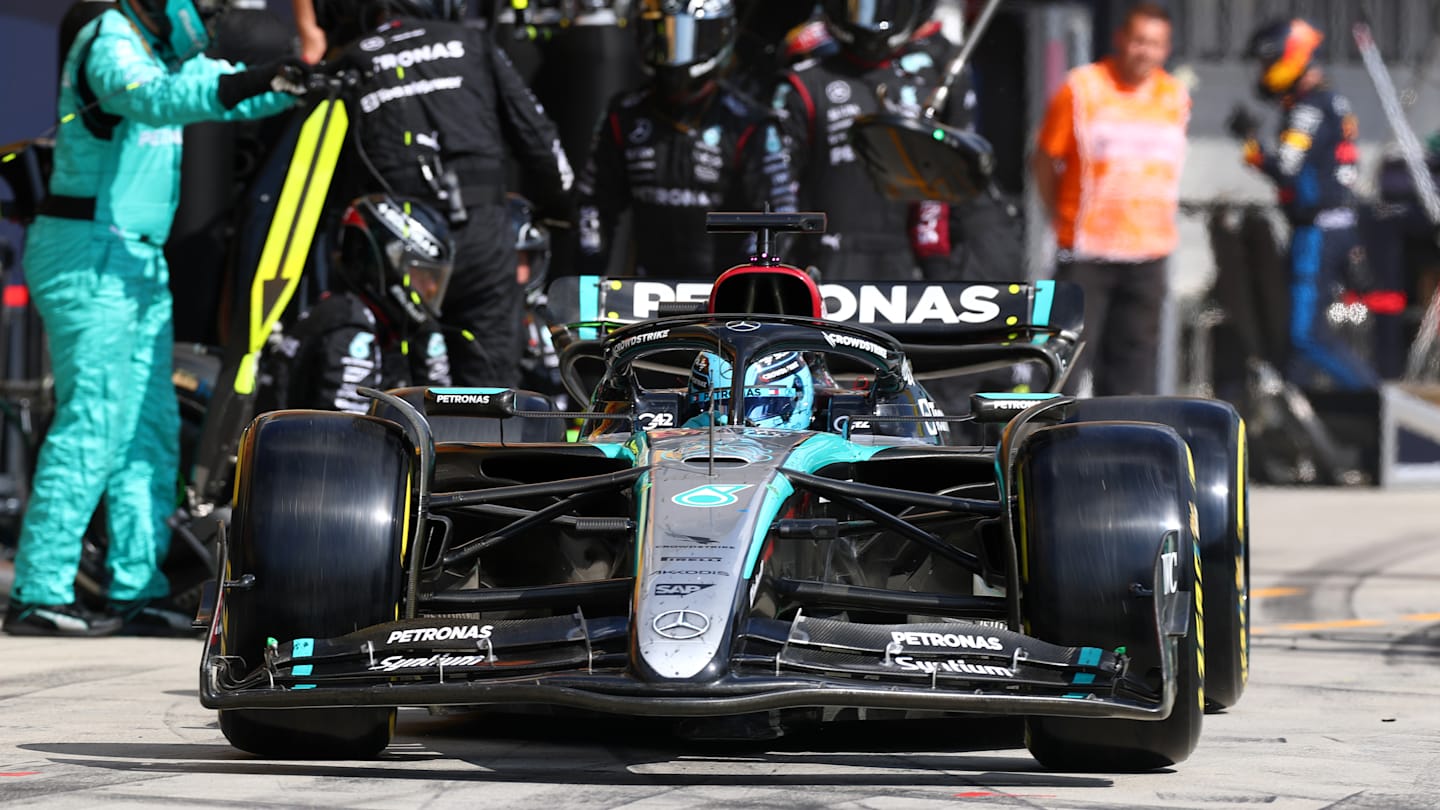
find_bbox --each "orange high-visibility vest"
[1037,58,1190,261]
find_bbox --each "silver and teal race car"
[198,213,1249,771]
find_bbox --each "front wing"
[201,549,1186,722]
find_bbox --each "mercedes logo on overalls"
[653,609,710,640]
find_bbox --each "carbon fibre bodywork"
[199,313,1192,725]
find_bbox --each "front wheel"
[217,411,410,759]
[1071,397,1249,711]
[1017,422,1205,771]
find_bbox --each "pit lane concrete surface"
[2,487,1439,809]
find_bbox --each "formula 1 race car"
[198,213,1249,772]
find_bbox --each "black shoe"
[3,600,123,637]
[109,597,201,637]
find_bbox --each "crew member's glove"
[217,59,311,109]
[271,61,312,97]
[1225,104,1260,141]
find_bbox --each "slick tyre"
[1072,397,1249,711]
[218,411,409,759]
[1018,422,1205,772]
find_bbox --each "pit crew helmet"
[508,193,552,298]
[685,350,815,430]
[119,0,227,64]
[638,0,738,100]
[314,0,466,44]
[373,0,467,20]
[821,0,925,64]
[1246,18,1324,99]
[335,194,455,327]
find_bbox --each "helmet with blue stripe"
[686,351,814,431]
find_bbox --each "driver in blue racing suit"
[5,0,298,637]
[1234,18,1378,391]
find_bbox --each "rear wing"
[545,276,1083,342]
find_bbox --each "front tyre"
[1072,397,1249,711]
[1018,422,1204,771]
[218,411,410,759]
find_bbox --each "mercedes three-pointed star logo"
[725,321,761,332]
[652,609,710,640]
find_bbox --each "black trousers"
[441,205,522,388]
[1054,257,1168,396]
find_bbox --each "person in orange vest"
[1031,1,1189,396]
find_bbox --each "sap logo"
[371,40,465,72]
[632,281,713,318]
[386,624,493,644]
[889,631,1004,650]
[820,284,1003,325]
[654,582,715,596]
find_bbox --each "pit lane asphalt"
[2,488,1438,809]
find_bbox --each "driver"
[682,351,815,430]
[258,194,455,414]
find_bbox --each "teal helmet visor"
[122,0,226,64]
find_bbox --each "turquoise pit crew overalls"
[12,9,292,606]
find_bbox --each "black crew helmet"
[638,0,738,99]
[377,0,467,20]
[507,194,552,297]
[119,0,228,64]
[335,195,456,327]
[821,0,925,64]
[314,0,466,44]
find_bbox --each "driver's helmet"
[1246,18,1324,99]
[334,194,455,328]
[684,351,815,430]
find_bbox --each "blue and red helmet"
[685,351,815,430]
[1247,18,1324,99]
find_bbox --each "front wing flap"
[203,606,1174,721]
